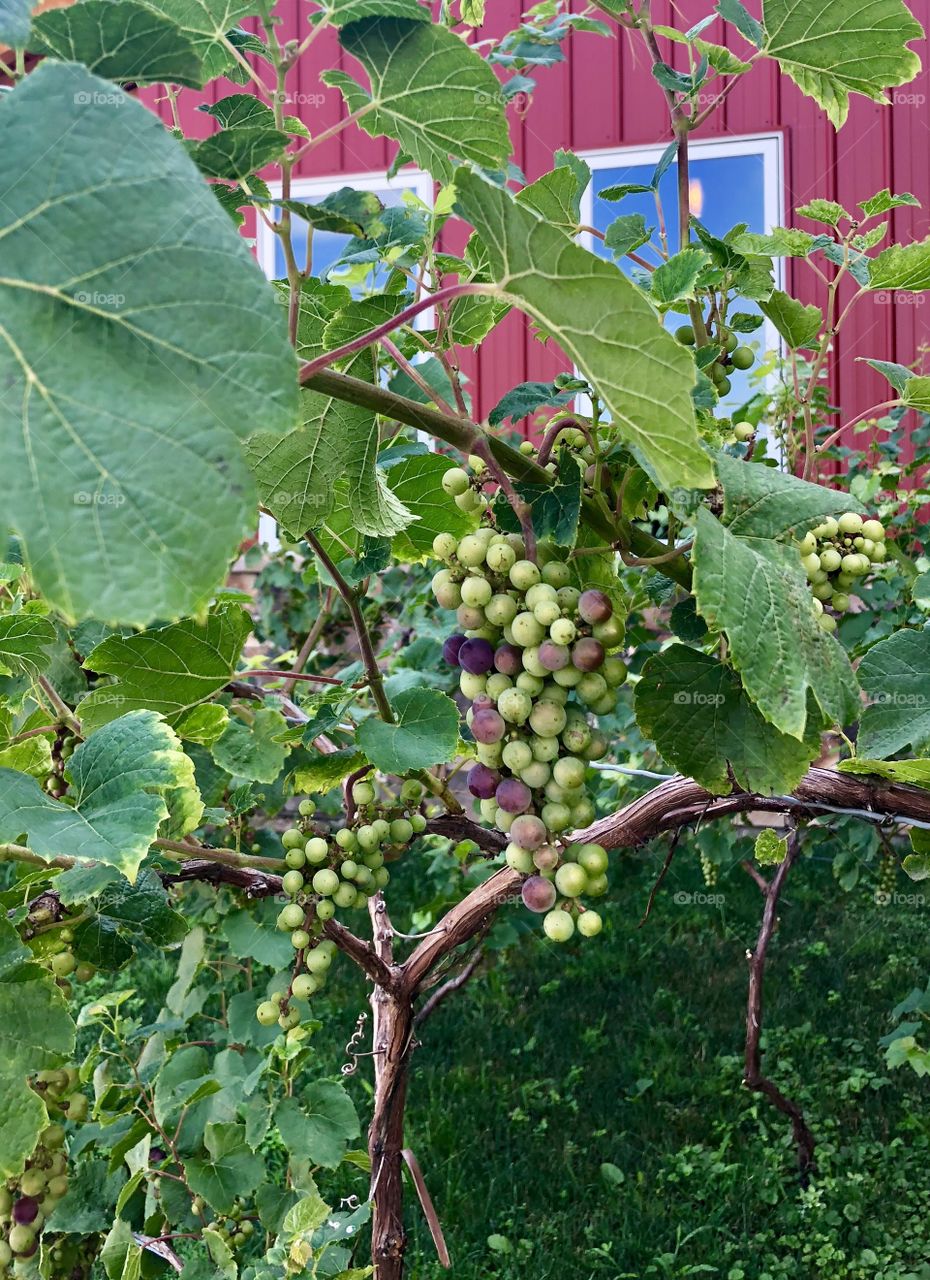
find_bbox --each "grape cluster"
[196,1197,255,1248]
[21,901,95,997]
[797,512,887,631]
[875,847,897,907]
[43,728,76,799]
[0,1079,77,1270]
[699,851,718,888]
[431,527,622,940]
[675,323,756,398]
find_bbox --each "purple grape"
[471,693,495,713]
[12,1198,39,1226]
[496,777,532,814]
[468,763,500,800]
[538,641,569,672]
[522,876,557,913]
[471,708,506,744]
[578,589,613,625]
[533,845,560,870]
[442,633,467,666]
[458,638,495,675]
[510,814,547,850]
[572,638,605,671]
[494,643,523,676]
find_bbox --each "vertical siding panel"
[297,25,345,177]
[621,0,671,145]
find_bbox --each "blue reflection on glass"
[271,185,412,281]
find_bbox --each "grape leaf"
[651,248,709,305]
[0,710,200,882]
[0,63,297,625]
[901,378,930,412]
[290,748,368,795]
[453,170,714,494]
[634,644,821,795]
[488,382,574,427]
[275,1084,360,1169]
[0,613,56,678]
[856,629,930,759]
[223,903,294,969]
[78,604,251,732]
[328,17,510,182]
[135,0,265,80]
[29,0,204,86]
[187,1122,264,1213]
[357,689,459,773]
[868,238,930,292]
[692,508,860,738]
[388,454,477,561]
[715,452,865,540]
[796,198,848,226]
[759,288,823,349]
[838,757,930,788]
[212,708,290,783]
[323,0,430,22]
[603,213,652,258]
[188,126,289,179]
[0,919,75,1178]
[0,0,30,45]
[716,0,763,46]
[859,188,920,218]
[516,167,584,232]
[494,449,583,547]
[761,0,923,127]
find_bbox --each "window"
[256,168,434,284]
[578,134,784,412]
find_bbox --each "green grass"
[338,851,930,1280]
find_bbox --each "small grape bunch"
[22,902,95,996]
[674,323,756,398]
[797,512,887,631]
[0,1108,72,1269]
[519,840,609,942]
[204,1199,256,1249]
[874,846,897,907]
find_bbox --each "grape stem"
[470,436,537,562]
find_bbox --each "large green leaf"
[856,629,930,758]
[328,18,510,182]
[692,508,860,738]
[212,707,289,782]
[0,710,200,881]
[0,919,75,1178]
[761,0,923,127]
[186,1122,264,1213]
[188,126,289,179]
[29,0,204,86]
[0,612,56,678]
[136,0,263,80]
[716,452,865,540]
[275,1083,360,1169]
[453,171,714,494]
[839,757,930,788]
[357,688,459,773]
[0,0,30,45]
[868,238,930,292]
[388,453,477,561]
[324,0,429,22]
[634,644,821,795]
[759,288,823,349]
[78,603,251,732]
[0,62,297,625]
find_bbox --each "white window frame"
[256,167,435,280]
[576,133,786,453]
[256,168,435,550]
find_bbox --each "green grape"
[334,882,357,908]
[312,869,340,896]
[356,824,380,853]
[515,671,545,695]
[457,535,487,567]
[505,844,535,873]
[282,828,304,850]
[553,756,586,789]
[541,801,572,832]
[305,837,329,863]
[256,1001,278,1026]
[733,421,755,441]
[577,910,603,938]
[280,903,305,930]
[410,813,428,834]
[510,560,541,591]
[352,780,375,806]
[335,828,358,852]
[390,818,414,844]
[486,594,519,626]
[432,532,457,560]
[592,615,624,648]
[674,323,695,345]
[292,973,322,999]
[51,951,76,979]
[541,560,571,587]
[316,900,336,921]
[502,740,533,772]
[730,345,755,370]
[282,870,304,897]
[555,863,588,897]
[291,929,311,950]
[461,576,493,608]
[372,818,391,841]
[305,947,332,974]
[498,688,533,724]
[521,761,551,789]
[285,848,307,870]
[278,1007,301,1031]
[862,518,885,541]
[543,909,575,942]
[838,512,864,535]
[441,467,470,497]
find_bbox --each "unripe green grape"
[340,859,359,880]
[286,848,307,869]
[549,617,576,646]
[811,596,824,616]
[870,542,888,562]
[363,850,384,869]
[306,946,333,973]
[733,421,755,442]
[834,573,855,589]
[497,808,514,833]
[557,586,581,612]
[21,1171,46,1197]
[374,867,391,889]
[581,731,608,761]
[674,323,695,345]
[541,801,572,832]
[602,656,627,687]
[460,671,488,699]
[432,532,457,560]
[555,863,588,897]
[815,516,839,538]
[521,760,551,789]
[282,870,304,897]
[512,612,545,647]
[461,576,492,608]
[305,837,329,863]
[282,828,304,850]
[442,467,470,497]
[533,600,561,627]
[577,672,608,704]
[0,1241,11,1267]
[541,560,571,587]
[335,828,358,851]
[818,547,842,573]
[801,552,821,577]
[352,780,375,806]
[312,868,340,897]
[356,824,380,853]
[577,910,603,937]
[526,583,557,609]
[529,700,567,737]
[528,734,559,763]
[797,531,817,556]
[455,488,483,513]
[457,535,487,567]
[510,560,541,591]
[316,899,336,920]
[473,525,495,545]
[372,818,391,842]
[434,581,462,609]
[521,646,548,678]
[575,843,608,875]
[401,779,424,804]
[390,818,414,844]
[256,1001,278,1026]
[505,844,535,873]
[731,345,755,370]
[476,741,504,767]
[541,682,568,705]
[515,672,545,696]
[291,929,311,950]
[502,740,533,772]
[841,553,865,576]
[549,665,580,689]
[278,1007,301,1031]
[810,568,829,586]
[333,882,358,908]
[571,797,596,827]
[862,518,885,541]
[832,593,850,612]
[486,542,516,573]
[544,780,572,804]
[270,990,286,1006]
[411,813,427,833]
[818,613,838,633]
[292,973,321,1000]
[561,721,591,754]
[486,673,513,700]
[0,1188,12,1216]
[716,375,731,395]
[592,615,624,648]
[590,691,617,716]
[553,756,586,789]
[51,951,76,978]
[812,581,834,601]
[838,512,864,535]
[486,593,518,627]
[498,687,533,724]
[860,538,876,558]
[281,902,305,930]
[543,909,575,942]
[479,798,498,823]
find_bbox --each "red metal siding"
[144,1,930,435]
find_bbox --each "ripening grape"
[578,589,613,625]
[468,763,500,799]
[494,643,523,676]
[571,637,605,671]
[522,876,558,913]
[496,778,532,814]
[510,814,548,850]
